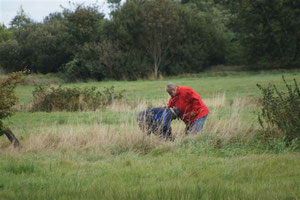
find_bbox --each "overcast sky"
[0,0,111,27]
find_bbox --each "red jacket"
[167,86,209,126]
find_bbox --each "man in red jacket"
[165,82,209,135]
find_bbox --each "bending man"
[165,82,209,135]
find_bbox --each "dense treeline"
[0,0,299,80]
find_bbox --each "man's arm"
[167,97,174,108]
[161,108,173,137]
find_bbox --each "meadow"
[0,70,300,199]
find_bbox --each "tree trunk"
[154,53,160,79]
[154,63,158,79]
[1,128,21,148]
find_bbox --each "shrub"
[31,85,125,112]
[0,71,24,132]
[257,76,300,144]
[61,59,93,82]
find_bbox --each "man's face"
[166,88,176,97]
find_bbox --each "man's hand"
[190,112,196,117]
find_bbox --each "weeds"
[257,76,300,144]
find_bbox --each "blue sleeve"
[162,108,173,136]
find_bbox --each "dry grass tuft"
[18,123,167,155]
[204,92,226,108]
[22,73,64,86]
[204,97,258,140]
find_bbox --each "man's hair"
[166,82,177,90]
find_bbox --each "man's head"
[166,82,177,97]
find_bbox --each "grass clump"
[175,134,297,158]
[31,85,125,112]
[4,162,36,175]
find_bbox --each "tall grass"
[204,96,258,140]
[1,94,259,154]
[1,72,300,199]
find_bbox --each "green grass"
[1,70,300,199]
[15,69,300,104]
[0,152,299,199]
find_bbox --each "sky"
[0,0,111,27]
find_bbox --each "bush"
[257,76,300,144]
[0,71,24,132]
[61,59,93,82]
[31,85,125,112]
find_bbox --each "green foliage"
[0,24,12,43]
[0,13,71,73]
[60,5,110,81]
[0,72,24,131]
[64,5,104,47]
[257,76,300,144]
[230,0,300,68]
[31,85,125,112]
[61,58,92,81]
[170,3,221,74]
[141,0,179,78]
[9,6,32,29]
[104,1,153,80]
[0,0,299,80]
[0,40,23,72]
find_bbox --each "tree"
[10,6,32,29]
[0,24,12,43]
[170,4,210,74]
[64,5,105,49]
[3,17,71,73]
[0,40,23,72]
[230,0,300,68]
[141,0,179,78]
[60,5,107,80]
[168,2,229,74]
[107,0,122,15]
[103,1,152,80]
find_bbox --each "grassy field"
[1,70,300,199]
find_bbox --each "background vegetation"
[0,0,299,81]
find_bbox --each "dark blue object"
[137,107,178,137]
